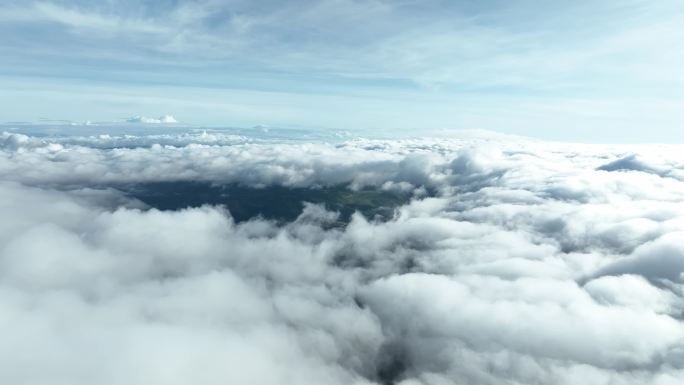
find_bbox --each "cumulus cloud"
[3,126,684,384]
[126,115,178,124]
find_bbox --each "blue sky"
[0,0,683,141]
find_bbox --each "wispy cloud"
[0,0,683,139]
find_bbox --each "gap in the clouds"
[113,182,412,224]
[375,340,410,385]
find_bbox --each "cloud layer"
[3,127,684,384]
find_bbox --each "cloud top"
[126,115,178,124]
[2,128,684,384]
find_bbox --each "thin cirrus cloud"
[0,0,683,140]
[3,126,684,383]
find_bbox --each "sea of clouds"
[2,125,684,384]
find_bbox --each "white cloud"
[126,115,178,124]
[3,128,684,384]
